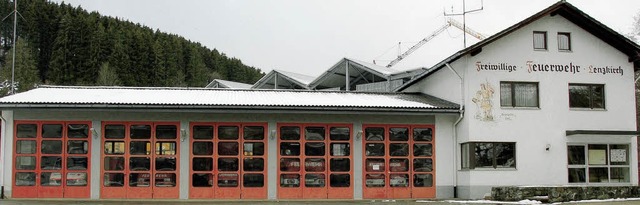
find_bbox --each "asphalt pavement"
[0,199,640,205]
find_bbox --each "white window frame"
[567,143,631,184]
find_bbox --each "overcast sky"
[52,0,640,77]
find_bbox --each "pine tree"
[0,38,40,95]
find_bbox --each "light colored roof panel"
[0,86,459,111]
[205,79,253,89]
[274,69,316,86]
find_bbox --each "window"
[500,82,539,108]
[567,144,629,183]
[558,32,571,51]
[533,31,547,50]
[461,142,515,169]
[569,84,605,109]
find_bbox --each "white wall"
[466,15,636,198]
[408,14,638,199]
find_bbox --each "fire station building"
[0,1,639,200]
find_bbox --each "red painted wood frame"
[189,122,268,199]
[362,124,435,199]
[13,121,92,198]
[100,121,180,199]
[277,123,353,199]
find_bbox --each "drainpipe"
[446,63,464,198]
[0,114,5,199]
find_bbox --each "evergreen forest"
[0,0,265,95]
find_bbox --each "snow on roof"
[345,58,401,76]
[205,79,253,89]
[274,69,316,86]
[0,86,459,112]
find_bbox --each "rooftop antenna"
[444,0,483,48]
[1,0,24,95]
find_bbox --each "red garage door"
[362,124,435,199]
[13,121,91,198]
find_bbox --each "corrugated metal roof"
[0,86,459,112]
[274,69,316,86]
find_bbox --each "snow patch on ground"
[416,199,542,204]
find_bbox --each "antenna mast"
[444,0,483,48]
[2,0,21,95]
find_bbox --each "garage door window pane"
[104,173,124,187]
[193,126,213,139]
[330,174,350,187]
[42,124,62,138]
[305,174,325,187]
[305,142,325,156]
[105,125,125,139]
[244,158,264,171]
[330,143,350,156]
[156,125,177,139]
[17,124,37,138]
[218,173,238,187]
[329,127,350,140]
[16,140,36,154]
[41,156,62,170]
[365,143,384,156]
[305,127,325,140]
[244,126,264,140]
[218,142,239,156]
[414,174,433,187]
[413,158,433,172]
[389,128,408,141]
[218,158,239,171]
[414,144,432,156]
[330,158,350,172]
[280,142,300,156]
[192,142,213,155]
[192,173,212,187]
[244,142,264,156]
[192,157,213,171]
[244,174,264,187]
[155,157,176,171]
[42,140,62,154]
[67,124,89,138]
[218,126,239,140]
[15,172,36,186]
[365,127,384,141]
[16,156,36,170]
[67,157,88,170]
[280,126,300,140]
[104,157,124,171]
[130,141,150,155]
[130,157,150,171]
[130,125,151,139]
[280,158,300,171]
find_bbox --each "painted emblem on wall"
[472,81,494,121]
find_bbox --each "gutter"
[446,63,464,198]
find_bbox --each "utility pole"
[1,0,22,95]
[11,0,16,94]
[445,0,483,48]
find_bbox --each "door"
[277,124,353,199]
[101,122,179,199]
[13,121,91,198]
[189,123,267,199]
[362,125,435,199]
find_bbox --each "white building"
[0,1,638,201]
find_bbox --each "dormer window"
[558,32,571,51]
[533,31,547,50]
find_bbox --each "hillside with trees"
[0,0,264,95]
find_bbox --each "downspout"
[446,63,464,198]
[0,114,5,199]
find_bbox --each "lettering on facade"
[475,61,624,76]
[476,62,517,72]
[471,81,495,121]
